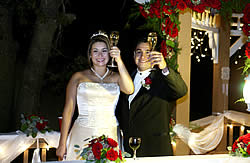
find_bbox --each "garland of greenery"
[127,0,249,73]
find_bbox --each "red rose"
[169,24,179,38]
[243,3,250,24]
[161,40,168,58]
[232,141,238,152]
[106,148,118,161]
[207,0,221,10]
[242,24,250,36]
[92,142,103,160]
[139,5,148,18]
[118,149,123,160]
[242,133,250,144]
[36,121,48,131]
[246,49,250,59]
[177,0,187,11]
[163,5,173,15]
[170,0,177,6]
[145,77,152,85]
[247,144,250,155]
[27,114,37,120]
[107,138,118,147]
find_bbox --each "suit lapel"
[129,70,156,118]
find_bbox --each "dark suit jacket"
[116,68,187,157]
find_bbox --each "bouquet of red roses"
[20,114,52,138]
[228,131,250,157]
[74,135,128,162]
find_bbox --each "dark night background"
[6,0,248,130]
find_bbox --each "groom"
[116,35,187,157]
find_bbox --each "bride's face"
[90,42,110,67]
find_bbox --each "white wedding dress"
[66,82,120,160]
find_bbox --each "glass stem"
[112,57,115,66]
[133,150,136,160]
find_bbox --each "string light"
[240,125,245,131]
[191,29,212,63]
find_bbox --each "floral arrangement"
[227,131,250,157]
[141,76,152,90]
[74,135,128,163]
[128,0,249,70]
[20,114,52,138]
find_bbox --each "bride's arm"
[110,46,134,94]
[56,74,78,159]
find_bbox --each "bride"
[56,30,134,160]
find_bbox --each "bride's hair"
[87,30,111,67]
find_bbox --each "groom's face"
[134,42,151,71]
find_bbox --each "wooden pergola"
[175,8,247,155]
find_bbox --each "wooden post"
[212,15,230,153]
[228,124,234,146]
[23,149,28,163]
[41,148,47,162]
[176,8,191,155]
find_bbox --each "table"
[0,131,60,163]
[42,154,250,163]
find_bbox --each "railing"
[191,9,219,32]
[184,111,250,155]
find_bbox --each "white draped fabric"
[173,110,250,154]
[0,131,60,163]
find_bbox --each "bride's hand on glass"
[109,46,122,64]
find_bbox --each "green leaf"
[40,130,46,134]
[21,124,28,131]
[32,132,37,138]
[166,40,175,48]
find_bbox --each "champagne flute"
[108,31,119,67]
[147,32,157,51]
[129,137,141,160]
[147,32,157,70]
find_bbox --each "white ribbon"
[174,110,250,154]
[32,138,41,163]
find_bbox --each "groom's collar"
[137,68,152,76]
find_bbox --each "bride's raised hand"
[109,46,122,64]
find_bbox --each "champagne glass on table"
[108,31,119,67]
[147,32,158,70]
[129,137,141,160]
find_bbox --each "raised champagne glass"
[147,32,157,69]
[129,137,141,160]
[108,31,119,67]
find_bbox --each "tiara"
[90,30,108,39]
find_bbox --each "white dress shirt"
[128,68,169,109]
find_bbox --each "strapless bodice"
[76,82,120,128]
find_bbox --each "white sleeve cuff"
[162,68,170,76]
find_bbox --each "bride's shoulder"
[70,69,91,83]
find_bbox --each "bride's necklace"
[90,67,109,83]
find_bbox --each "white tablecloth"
[42,154,250,163]
[0,131,60,163]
